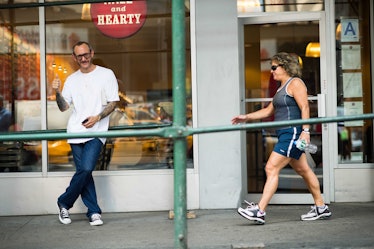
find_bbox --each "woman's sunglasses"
[271,64,283,71]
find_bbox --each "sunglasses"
[271,64,283,71]
[74,52,91,60]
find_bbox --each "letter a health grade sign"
[341,18,359,42]
[90,1,147,39]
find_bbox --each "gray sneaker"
[89,213,103,226]
[301,205,332,221]
[58,203,71,225]
[237,200,266,225]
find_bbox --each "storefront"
[0,0,372,216]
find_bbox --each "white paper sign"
[344,101,363,127]
[341,44,361,70]
[343,73,362,98]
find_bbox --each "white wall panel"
[335,169,374,202]
[195,0,244,209]
[0,171,199,216]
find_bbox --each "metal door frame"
[238,11,331,204]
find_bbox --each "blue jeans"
[58,138,103,218]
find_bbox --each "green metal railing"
[1,1,374,248]
[2,114,374,142]
[1,114,374,249]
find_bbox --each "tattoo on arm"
[98,101,118,120]
[56,92,69,111]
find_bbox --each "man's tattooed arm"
[56,92,70,112]
[97,101,118,121]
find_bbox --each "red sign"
[90,1,147,39]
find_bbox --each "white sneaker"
[89,213,103,226]
[58,206,71,225]
[237,200,266,225]
[301,205,332,221]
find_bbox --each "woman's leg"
[258,152,291,211]
[289,153,324,206]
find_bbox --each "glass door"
[240,12,328,203]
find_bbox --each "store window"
[237,0,324,13]
[0,1,192,172]
[0,4,41,172]
[335,0,373,163]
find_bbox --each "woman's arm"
[288,78,311,142]
[231,102,275,124]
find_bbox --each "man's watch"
[303,128,310,133]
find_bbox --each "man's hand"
[53,74,69,112]
[52,74,61,92]
[81,115,101,128]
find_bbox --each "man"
[52,41,119,226]
[0,95,12,132]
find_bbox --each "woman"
[231,52,331,224]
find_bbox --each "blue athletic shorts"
[273,127,304,160]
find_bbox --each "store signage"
[341,18,359,42]
[90,1,147,39]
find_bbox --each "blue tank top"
[272,77,301,128]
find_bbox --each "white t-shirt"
[62,65,119,144]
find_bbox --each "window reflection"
[44,0,192,171]
[335,0,373,163]
[0,0,192,172]
[244,20,323,193]
[238,0,324,13]
[0,6,41,172]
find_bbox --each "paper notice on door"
[344,101,363,127]
[343,73,362,98]
[341,44,361,70]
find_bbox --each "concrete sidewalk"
[0,202,373,249]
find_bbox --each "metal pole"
[172,0,187,248]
